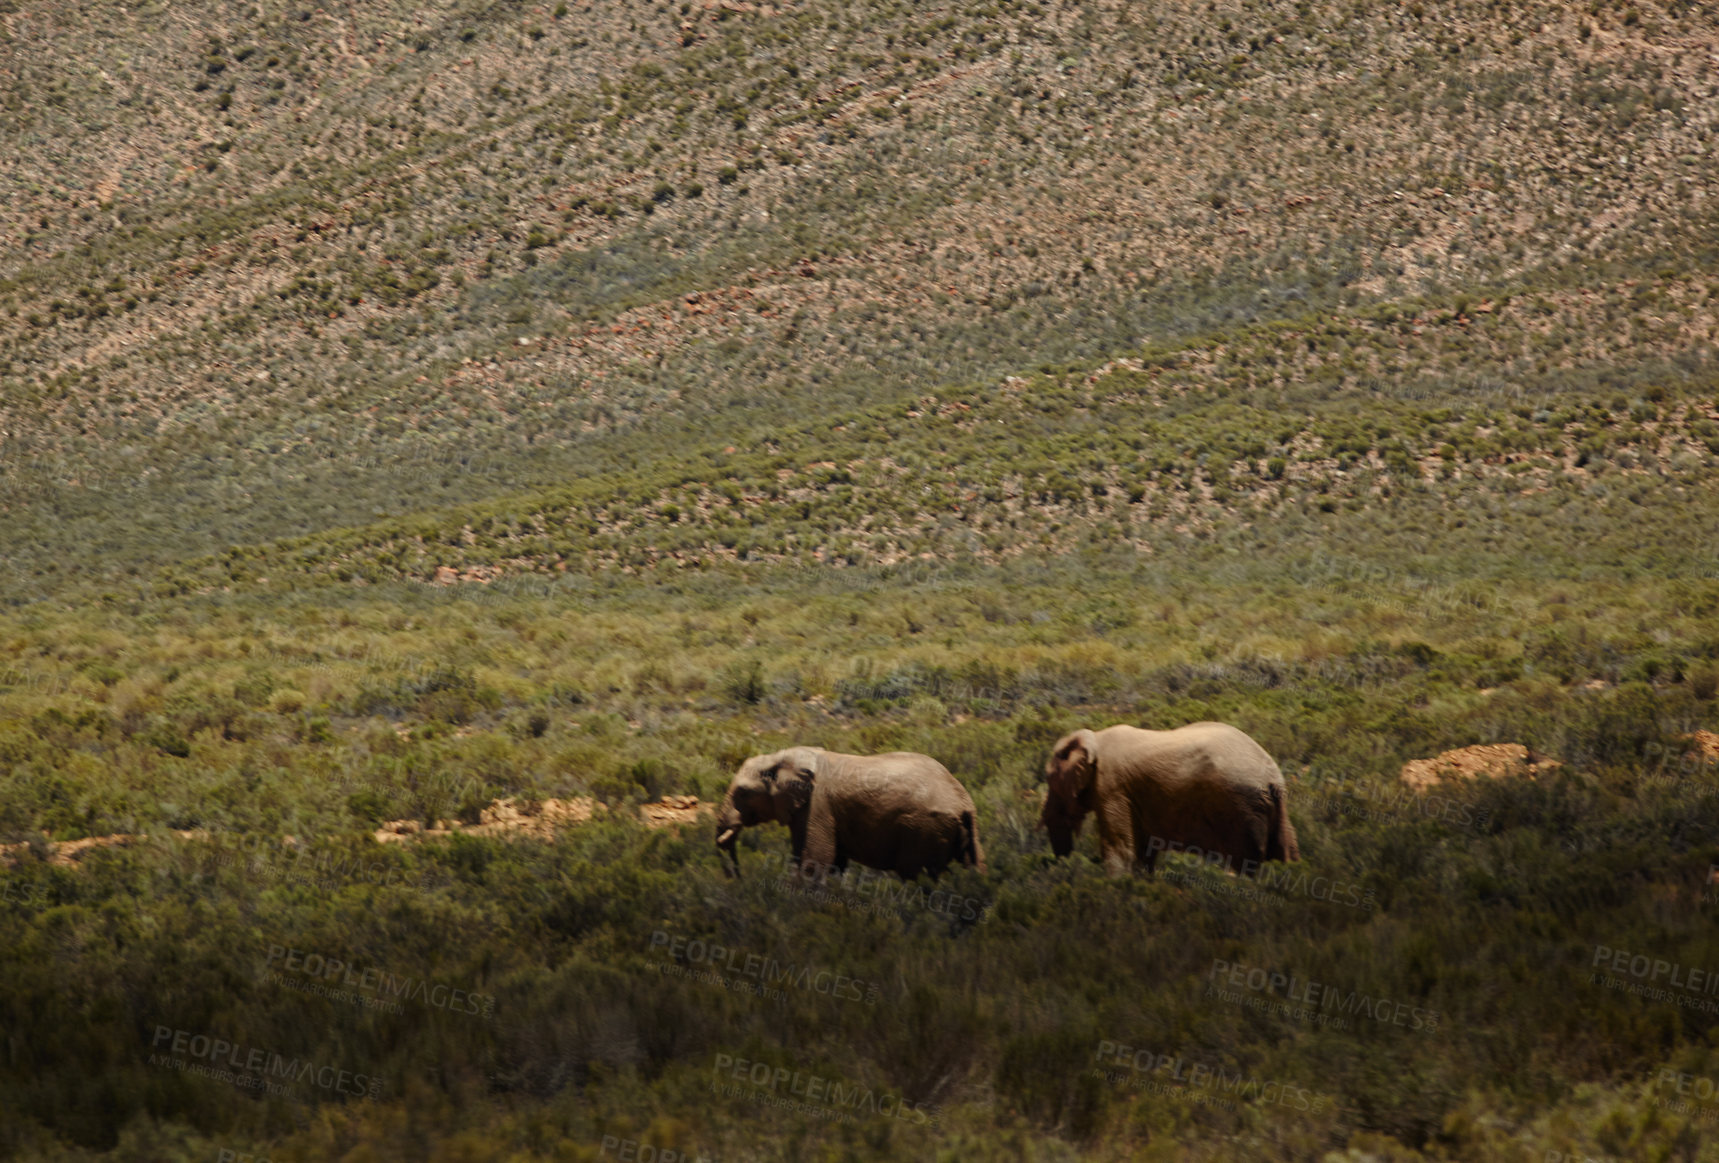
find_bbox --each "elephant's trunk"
[1046,824,1075,858]
[1041,790,1085,858]
[715,794,743,878]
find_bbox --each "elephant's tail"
[1266,783,1300,863]
[959,810,986,873]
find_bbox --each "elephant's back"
[1105,722,1282,790]
[824,751,977,874]
[872,750,956,771]
[827,750,973,807]
[1178,723,1283,789]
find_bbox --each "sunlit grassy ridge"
[165,387,1719,595]
[4,549,1718,842]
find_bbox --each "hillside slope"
[3,0,1718,600]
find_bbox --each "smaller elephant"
[1041,722,1298,877]
[715,747,985,879]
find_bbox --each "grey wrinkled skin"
[715,747,985,880]
[1040,723,1299,877]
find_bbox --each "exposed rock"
[1,828,210,867]
[1686,730,1719,761]
[372,795,710,841]
[640,794,712,828]
[4,798,710,866]
[373,796,603,843]
[1400,743,1561,791]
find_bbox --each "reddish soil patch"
[2,797,713,867]
[0,828,209,867]
[373,796,604,844]
[1686,731,1719,761]
[375,795,713,843]
[1400,744,1562,791]
[638,794,709,828]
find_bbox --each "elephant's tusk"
[715,827,738,847]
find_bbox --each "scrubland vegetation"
[4,0,1719,1158]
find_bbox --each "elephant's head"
[715,747,819,877]
[1041,729,1098,857]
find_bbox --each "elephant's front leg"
[792,810,840,884]
[1094,803,1137,878]
[1129,807,1162,876]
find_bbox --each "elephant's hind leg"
[891,835,935,881]
[892,822,961,880]
[1238,795,1275,874]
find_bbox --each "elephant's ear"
[733,754,769,788]
[1049,730,1098,800]
[764,750,817,812]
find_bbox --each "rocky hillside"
[3,0,1718,599]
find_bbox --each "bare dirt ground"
[0,827,211,867]
[1399,743,1563,791]
[373,793,710,843]
[0,795,713,866]
[1687,730,1719,762]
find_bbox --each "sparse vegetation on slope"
[4,0,1719,600]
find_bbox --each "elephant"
[714,747,985,880]
[1040,722,1299,877]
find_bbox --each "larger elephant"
[1040,723,1298,877]
[714,747,985,879]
